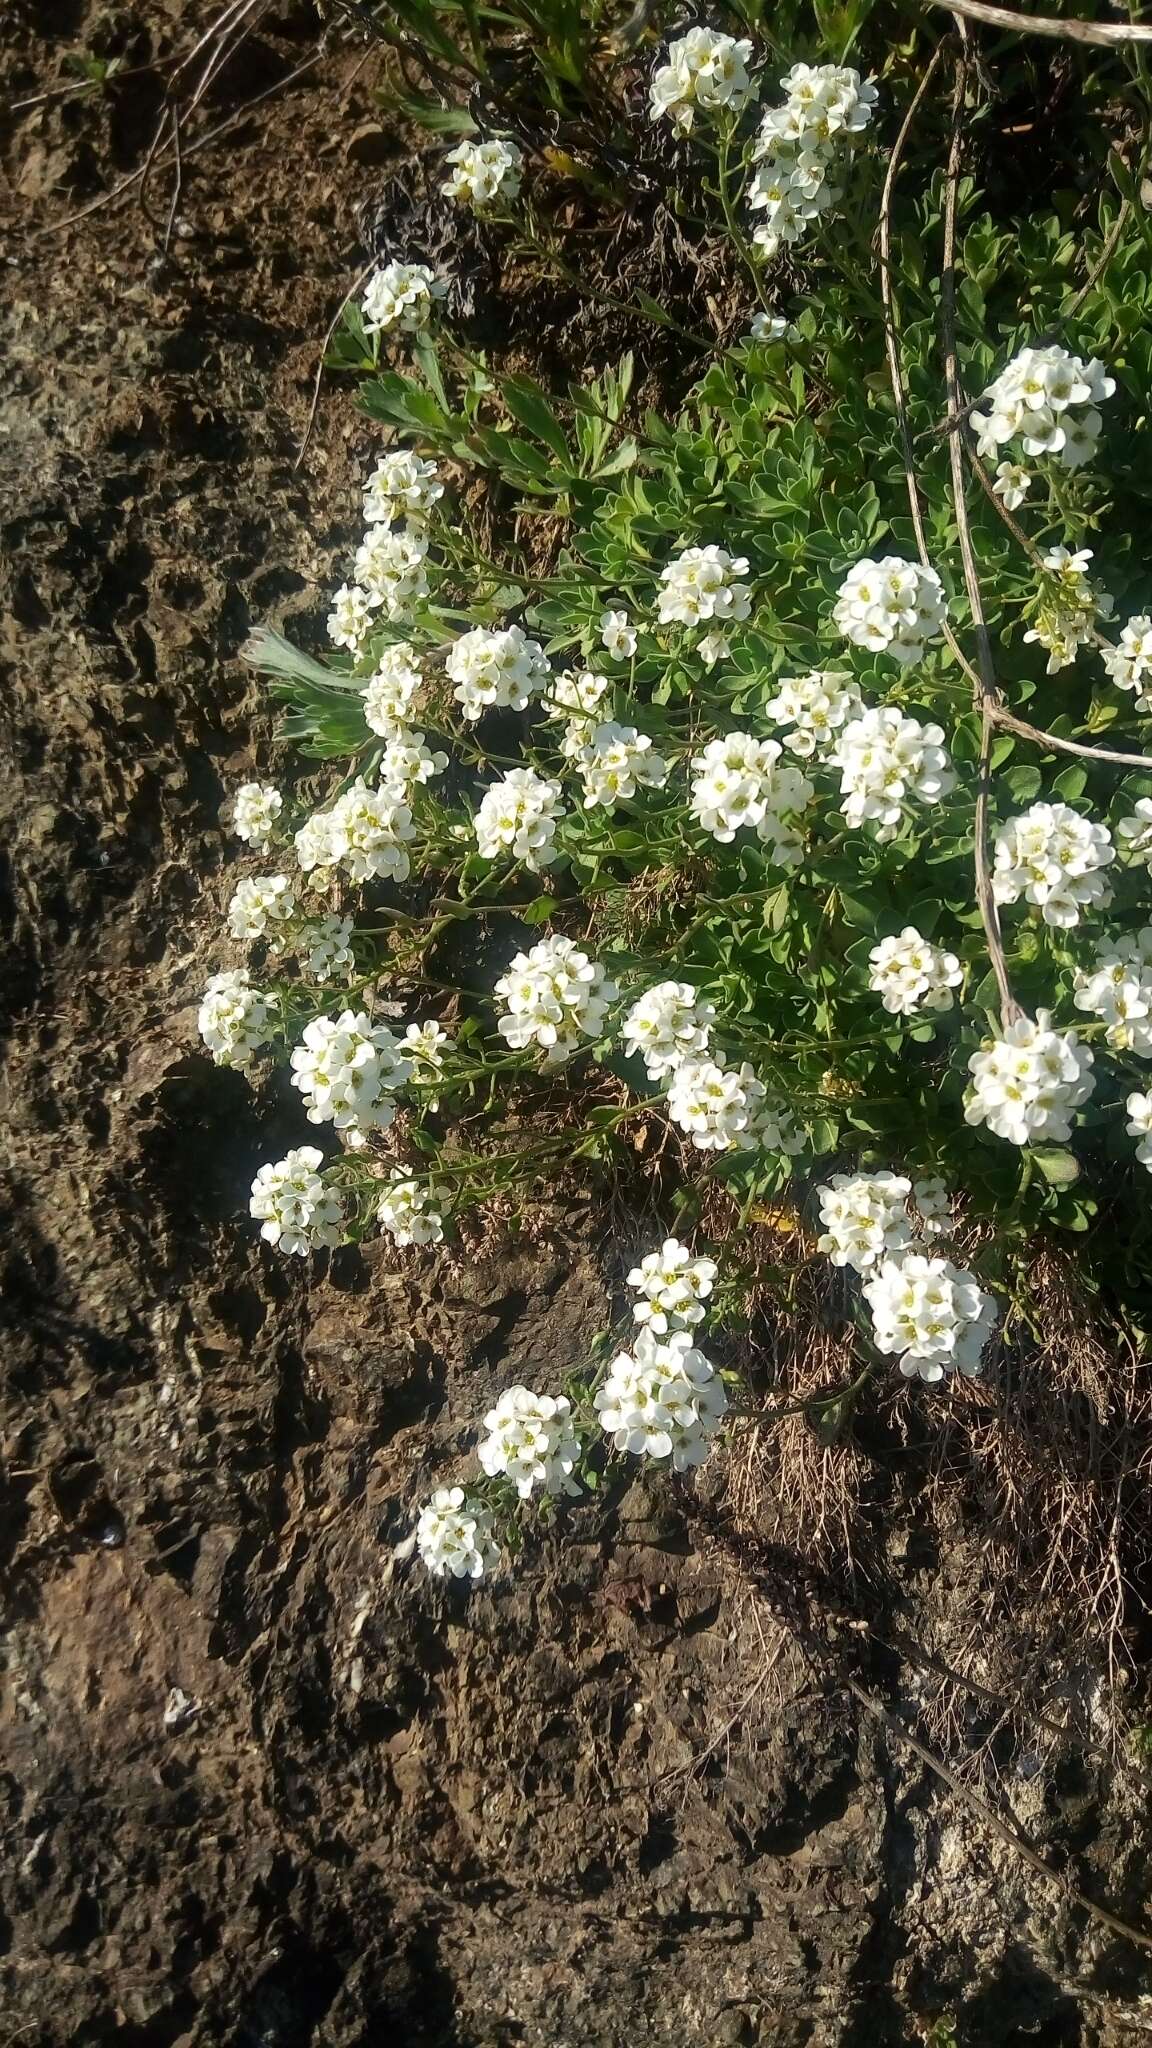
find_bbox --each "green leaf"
[501,376,572,464]
[1033,1147,1081,1188]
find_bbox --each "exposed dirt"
[4,7,1152,2044]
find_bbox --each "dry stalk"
[927,0,1152,46]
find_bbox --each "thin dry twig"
[941,45,1022,1026]
[295,259,378,471]
[927,0,1152,46]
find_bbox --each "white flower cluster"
[576,722,669,809]
[362,642,424,736]
[690,731,812,864]
[250,1147,346,1255]
[867,927,963,1016]
[295,777,416,886]
[1102,616,1152,708]
[1126,1093,1152,1170]
[627,1237,717,1332]
[478,1387,581,1497]
[764,668,862,758]
[377,1169,446,1246]
[363,451,443,528]
[992,802,1114,929]
[402,1019,452,1104]
[1119,800,1152,870]
[833,556,948,665]
[546,668,611,756]
[447,623,551,721]
[1024,546,1113,673]
[863,1255,998,1383]
[972,345,1115,470]
[1074,929,1152,1052]
[290,1009,412,1147]
[353,527,429,622]
[600,609,637,660]
[474,768,564,872]
[649,27,755,131]
[622,980,716,1080]
[442,135,523,212]
[494,934,617,1062]
[300,912,356,982]
[816,1171,914,1273]
[327,581,375,657]
[965,1010,1095,1146]
[415,1488,499,1580]
[198,969,277,1069]
[379,729,447,795]
[596,1327,728,1469]
[748,63,878,261]
[362,261,447,337]
[659,545,752,629]
[228,873,297,943]
[830,706,955,840]
[231,781,282,851]
[667,1055,802,1156]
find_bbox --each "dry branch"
[927,0,1152,46]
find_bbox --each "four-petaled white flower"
[1102,616,1152,708]
[363,451,443,528]
[442,136,523,212]
[228,873,297,942]
[690,731,812,864]
[494,934,616,1062]
[972,345,1114,470]
[992,802,1114,929]
[576,721,669,810]
[378,1169,446,1246]
[600,608,637,659]
[354,526,430,620]
[833,556,948,664]
[667,1054,801,1155]
[362,642,425,736]
[478,1386,582,1497]
[198,969,277,1069]
[622,981,715,1080]
[992,460,1031,511]
[250,1147,345,1255]
[290,1009,413,1147]
[965,1010,1095,1146]
[831,706,955,840]
[415,1487,500,1580]
[748,63,878,260]
[327,582,375,656]
[816,1171,914,1274]
[1074,928,1152,1053]
[864,1254,999,1382]
[231,782,282,850]
[868,927,963,1016]
[1023,544,1113,673]
[474,768,565,872]
[595,1329,728,1469]
[764,668,863,759]
[659,545,752,628]
[649,28,756,132]
[362,261,447,336]
[1118,800,1152,870]
[627,1238,717,1333]
[1126,1092,1152,1170]
[447,623,551,721]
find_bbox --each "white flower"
[1102,616,1152,708]
[972,345,1114,470]
[362,261,447,337]
[833,555,948,664]
[1023,544,1112,673]
[867,927,963,1016]
[595,1328,727,1470]
[965,1009,1095,1146]
[667,1054,800,1154]
[1074,928,1152,1052]
[816,1171,914,1273]
[649,27,756,132]
[600,609,637,659]
[494,934,616,1063]
[992,802,1114,929]
[659,545,752,628]
[379,729,448,795]
[231,782,283,851]
[377,1169,446,1246]
[577,721,669,810]
[197,969,277,1069]
[442,135,523,212]
[327,582,375,655]
[475,768,564,873]
[627,1238,717,1334]
[698,629,732,669]
[402,1019,452,1105]
[690,731,812,863]
[353,527,430,620]
[250,1147,345,1255]
[913,1176,952,1238]
[547,669,611,756]
[290,1009,413,1147]
[303,778,417,886]
[300,912,356,982]
[415,1487,499,1580]
[1126,1091,1152,1169]
[478,1386,582,1498]
[830,706,955,840]
[447,623,551,721]
[992,460,1031,511]
[763,668,863,758]
[362,642,424,736]
[749,312,790,342]
[1118,799,1152,869]
[863,1254,999,1383]
[748,64,877,257]
[228,873,297,942]
[622,980,716,1080]
[363,451,443,528]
